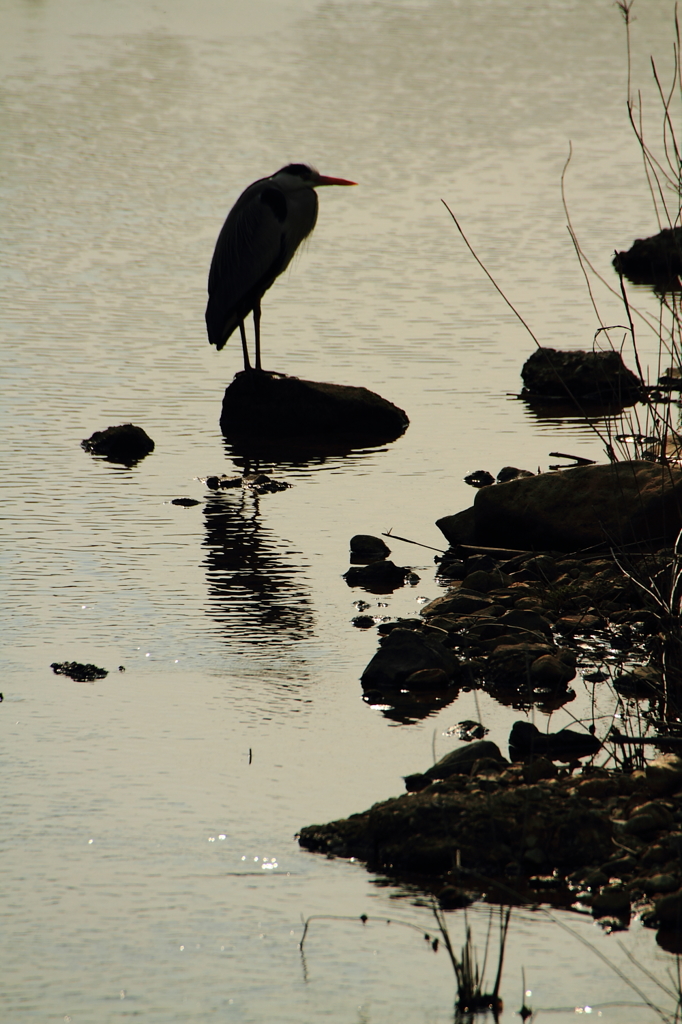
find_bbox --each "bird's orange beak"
[316,175,357,186]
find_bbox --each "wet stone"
[349,534,391,562]
[591,885,631,918]
[643,874,680,896]
[51,661,108,683]
[81,423,155,465]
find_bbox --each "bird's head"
[273,164,356,190]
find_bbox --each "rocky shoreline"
[299,749,682,947]
[300,457,682,948]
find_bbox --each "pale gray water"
[2,0,681,1020]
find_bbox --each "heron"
[205,163,356,372]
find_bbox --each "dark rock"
[467,554,499,572]
[497,466,534,483]
[602,855,637,876]
[643,873,679,896]
[352,615,376,629]
[520,348,641,403]
[498,609,552,638]
[377,618,423,634]
[205,474,242,489]
[656,926,682,954]
[485,642,555,687]
[591,885,631,918]
[614,664,663,697]
[421,590,492,617]
[529,654,576,687]
[81,423,155,465]
[438,886,473,909]
[51,661,108,683]
[436,507,476,546]
[522,555,557,581]
[464,470,494,488]
[436,558,466,580]
[623,800,673,835]
[404,667,450,689]
[555,613,604,635]
[171,497,200,507]
[361,628,461,690]
[521,757,558,783]
[242,472,290,493]
[404,740,508,791]
[653,889,682,925]
[645,755,682,796]
[472,461,682,552]
[460,570,502,593]
[220,371,408,444]
[344,560,411,593]
[613,226,682,290]
[456,720,489,741]
[508,721,600,763]
[350,534,391,562]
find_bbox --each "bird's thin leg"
[253,300,262,372]
[239,321,252,371]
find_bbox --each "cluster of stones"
[299,751,682,945]
[361,547,665,708]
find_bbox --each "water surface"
[2,0,680,1020]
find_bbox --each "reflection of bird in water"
[202,489,313,645]
[205,164,356,372]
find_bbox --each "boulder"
[470,461,682,551]
[520,348,641,403]
[220,372,408,444]
[613,226,682,290]
[404,739,508,791]
[81,423,155,464]
[360,628,461,690]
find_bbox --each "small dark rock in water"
[81,424,155,464]
[171,497,200,507]
[451,719,488,742]
[520,348,641,404]
[344,560,411,593]
[205,474,242,489]
[613,226,682,290]
[51,661,108,683]
[349,534,391,563]
[508,721,600,763]
[438,885,473,910]
[464,470,494,488]
[496,466,534,483]
[352,615,376,629]
[243,472,290,494]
